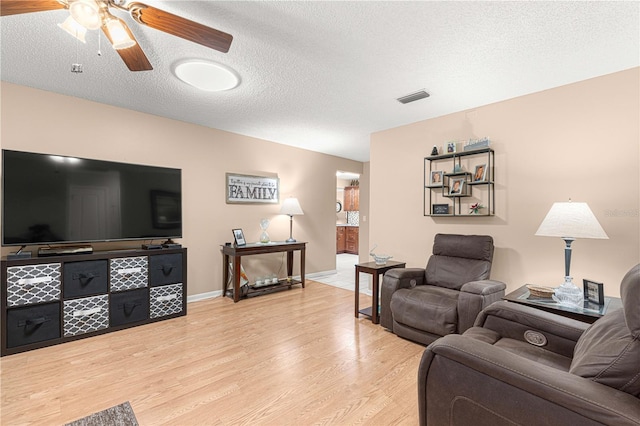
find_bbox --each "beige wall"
[370,68,640,298]
[0,82,364,297]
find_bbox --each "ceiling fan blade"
[1,0,66,16]
[128,3,233,53]
[102,18,153,72]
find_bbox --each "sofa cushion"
[570,308,640,397]
[391,286,458,336]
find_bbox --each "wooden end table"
[355,260,406,324]
[503,285,622,324]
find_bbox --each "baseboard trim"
[307,270,337,279]
[187,290,222,303]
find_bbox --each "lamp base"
[552,276,584,307]
[285,237,296,243]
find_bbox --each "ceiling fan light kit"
[57,15,87,43]
[105,15,135,49]
[69,0,101,30]
[1,0,234,71]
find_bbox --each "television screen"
[2,150,182,246]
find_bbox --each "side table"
[503,285,622,324]
[355,260,406,324]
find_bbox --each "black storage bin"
[110,288,149,327]
[149,254,183,286]
[64,260,108,299]
[6,302,61,348]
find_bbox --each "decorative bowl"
[372,254,392,265]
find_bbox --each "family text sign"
[226,173,279,204]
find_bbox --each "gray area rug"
[65,401,139,426]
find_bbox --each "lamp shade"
[280,197,304,216]
[535,202,608,239]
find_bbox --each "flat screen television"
[2,150,182,246]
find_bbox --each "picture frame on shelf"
[445,142,457,153]
[232,228,246,246]
[583,279,605,305]
[449,178,465,195]
[430,171,444,186]
[432,204,449,215]
[473,164,487,182]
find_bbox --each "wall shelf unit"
[424,148,495,217]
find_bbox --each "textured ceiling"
[1,1,638,162]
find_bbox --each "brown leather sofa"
[418,264,640,426]
[380,234,506,345]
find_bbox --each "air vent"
[397,90,430,104]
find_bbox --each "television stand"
[38,245,93,257]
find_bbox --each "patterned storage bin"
[110,256,148,292]
[150,283,183,319]
[6,263,62,307]
[63,294,109,337]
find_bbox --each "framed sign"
[583,279,605,305]
[432,204,449,215]
[226,173,279,204]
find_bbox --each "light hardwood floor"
[1,281,424,425]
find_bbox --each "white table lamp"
[280,197,304,242]
[535,200,608,306]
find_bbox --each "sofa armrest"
[380,268,425,329]
[461,279,506,295]
[474,301,589,356]
[456,280,506,333]
[419,334,640,426]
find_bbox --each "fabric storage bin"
[110,256,148,291]
[63,294,109,337]
[6,263,61,307]
[6,302,61,348]
[150,284,183,318]
[110,288,149,327]
[149,253,183,286]
[64,260,108,299]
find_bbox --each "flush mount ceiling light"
[173,60,240,91]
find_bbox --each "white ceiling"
[1,1,638,162]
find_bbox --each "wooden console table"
[221,242,306,302]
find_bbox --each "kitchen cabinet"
[336,226,346,253]
[344,186,359,211]
[337,225,358,254]
[345,226,359,254]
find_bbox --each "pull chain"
[71,27,83,73]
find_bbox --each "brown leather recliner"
[418,264,640,426]
[380,234,506,345]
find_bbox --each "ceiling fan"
[0,0,233,71]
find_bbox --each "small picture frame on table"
[583,279,604,305]
[430,171,444,186]
[232,228,246,246]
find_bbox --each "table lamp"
[280,197,304,242]
[535,200,608,306]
